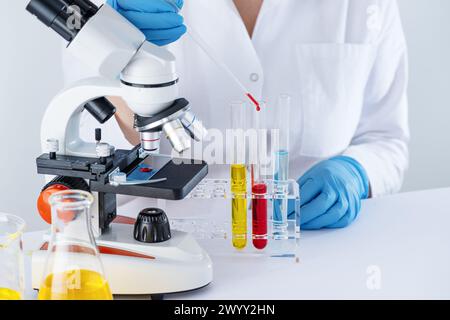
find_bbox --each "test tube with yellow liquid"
[230,102,249,249]
[231,164,247,249]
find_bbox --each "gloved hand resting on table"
[107,0,186,46]
[294,156,370,230]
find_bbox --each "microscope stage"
[91,158,208,200]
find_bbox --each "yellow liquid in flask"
[38,269,113,300]
[0,288,21,300]
[231,164,248,249]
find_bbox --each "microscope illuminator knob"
[134,208,172,243]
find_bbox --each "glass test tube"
[251,103,268,250]
[230,101,248,250]
[273,95,291,238]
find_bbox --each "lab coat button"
[250,73,260,82]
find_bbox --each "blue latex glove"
[107,0,186,46]
[295,156,370,230]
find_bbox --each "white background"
[0,0,449,231]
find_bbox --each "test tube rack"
[167,179,301,260]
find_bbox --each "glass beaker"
[0,213,25,300]
[38,190,113,300]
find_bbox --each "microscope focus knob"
[134,208,171,243]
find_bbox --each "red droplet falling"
[246,93,261,112]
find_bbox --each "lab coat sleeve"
[342,1,410,197]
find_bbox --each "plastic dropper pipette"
[165,0,261,111]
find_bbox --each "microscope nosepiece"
[163,120,192,153]
[26,0,98,42]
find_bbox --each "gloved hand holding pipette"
[289,156,370,230]
[106,0,186,46]
[108,0,261,111]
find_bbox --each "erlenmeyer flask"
[38,190,113,300]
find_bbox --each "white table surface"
[23,188,450,300]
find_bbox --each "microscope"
[27,0,212,296]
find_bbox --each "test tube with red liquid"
[250,103,268,250]
[252,177,268,250]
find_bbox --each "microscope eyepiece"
[26,0,98,42]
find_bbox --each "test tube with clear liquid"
[272,95,291,239]
[230,101,248,250]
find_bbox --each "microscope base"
[31,224,213,296]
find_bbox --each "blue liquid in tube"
[273,150,289,237]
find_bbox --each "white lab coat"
[64,0,409,198]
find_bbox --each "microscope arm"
[41,77,122,157]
